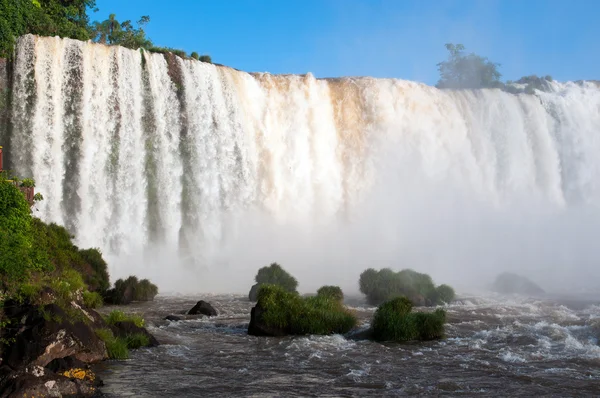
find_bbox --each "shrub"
[19,178,35,188]
[434,284,456,304]
[134,279,159,301]
[372,297,446,342]
[255,284,357,335]
[78,248,110,293]
[96,328,129,360]
[250,263,298,301]
[359,268,454,306]
[82,291,103,308]
[105,310,145,328]
[199,55,212,63]
[104,276,158,304]
[256,263,298,291]
[190,51,199,60]
[316,286,344,302]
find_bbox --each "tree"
[436,43,502,89]
[90,14,152,49]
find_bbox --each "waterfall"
[6,35,600,293]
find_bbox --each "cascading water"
[5,35,600,293]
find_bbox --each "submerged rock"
[165,315,182,322]
[188,300,218,317]
[492,272,545,295]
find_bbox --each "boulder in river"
[491,272,545,295]
[165,315,182,322]
[110,321,160,347]
[188,300,218,317]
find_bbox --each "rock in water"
[247,304,288,337]
[187,300,218,317]
[110,321,160,347]
[165,315,182,322]
[492,272,545,295]
[249,283,260,302]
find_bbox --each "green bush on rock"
[372,297,446,342]
[104,275,158,305]
[316,285,344,302]
[249,262,298,301]
[248,284,357,336]
[359,268,455,306]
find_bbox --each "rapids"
[94,294,600,397]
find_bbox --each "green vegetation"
[0,0,212,62]
[0,0,94,58]
[255,284,357,335]
[95,327,151,359]
[125,333,150,349]
[105,310,145,328]
[82,290,103,308]
[250,262,298,301]
[316,285,344,302]
[95,328,128,360]
[372,297,446,342]
[436,43,502,89]
[359,268,455,306]
[436,43,553,93]
[104,276,158,305]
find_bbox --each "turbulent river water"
[95,293,600,397]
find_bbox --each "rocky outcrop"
[0,301,108,397]
[188,300,218,317]
[0,369,99,398]
[492,272,545,295]
[1,302,107,370]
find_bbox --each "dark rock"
[249,283,260,302]
[492,272,545,295]
[1,303,107,370]
[165,315,182,322]
[247,304,288,337]
[45,356,86,373]
[110,321,159,347]
[0,370,98,398]
[188,300,218,317]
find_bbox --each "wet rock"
[247,305,288,337]
[165,315,182,322]
[1,303,107,370]
[492,272,545,295]
[188,300,218,317]
[110,321,160,347]
[249,283,260,302]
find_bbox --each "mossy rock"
[371,297,446,342]
[359,268,455,306]
[248,285,357,336]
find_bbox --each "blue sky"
[92,0,599,85]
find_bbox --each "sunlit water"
[95,294,600,397]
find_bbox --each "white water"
[8,35,600,293]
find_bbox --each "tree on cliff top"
[436,43,502,89]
